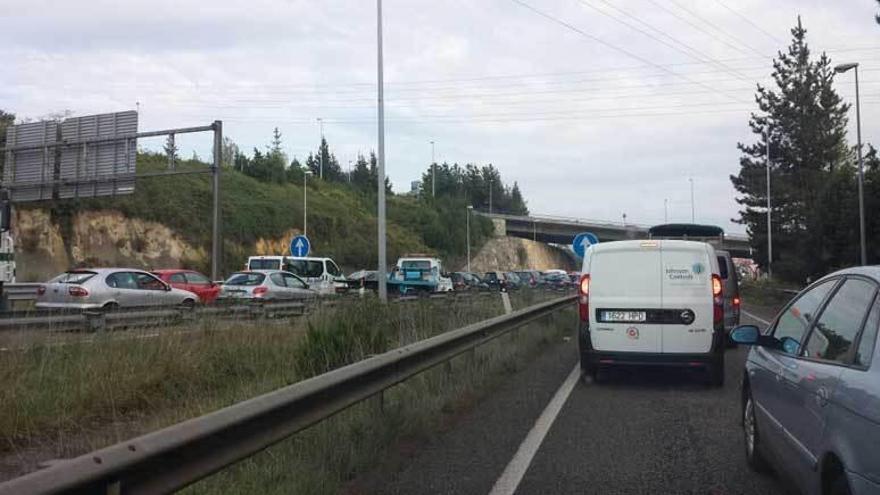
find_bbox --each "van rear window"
[716,256,729,280]
[249,259,281,270]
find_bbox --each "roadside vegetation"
[0,291,563,482]
[187,295,572,495]
[739,278,800,317]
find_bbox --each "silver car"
[219,270,314,301]
[36,268,199,310]
[731,266,880,495]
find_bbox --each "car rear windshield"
[249,259,281,270]
[226,273,266,286]
[49,271,97,284]
[716,256,729,279]
[401,260,431,270]
[287,260,324,278]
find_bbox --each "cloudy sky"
[3,0,880,234]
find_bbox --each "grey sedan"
[219,270,314,301]
[731,266,880,495]
[36,268,199,310]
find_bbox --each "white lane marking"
[489,364,581,495]
[741,310,770,326]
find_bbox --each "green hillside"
[27,152,497,274]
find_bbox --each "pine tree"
[270,127,283,157]
[731,18,852,281]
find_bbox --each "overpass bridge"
[478,212,753,258]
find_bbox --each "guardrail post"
[85,311,105,332]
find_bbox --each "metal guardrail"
[3,282,42,301]
[0,294,575,495]
[0,290,517,332]
[0,300,310,332]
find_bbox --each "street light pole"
[303,170,312,236]
[664,199,668,223]
[317,117,324,180]
[376,0,388,301]
[766,132,773,279]
[488,179,493,215]
[466,205,473,272]
[689,178,695,223]
[836,62,867,265]
[430,140,435,198]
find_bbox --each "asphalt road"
[371,309,792,495]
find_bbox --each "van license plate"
[601,310,646,322]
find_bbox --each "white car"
[577,240,726,386]
[245,256,345,295]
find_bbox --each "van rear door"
[660,242,714,354]
[588,242,662,353]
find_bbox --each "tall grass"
[185,303,574,495]
[0,294,522,477]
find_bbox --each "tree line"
[226,127,528,215]
[732,18,879,283]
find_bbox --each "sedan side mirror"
[164,283,173,292]
[730,325,759,345]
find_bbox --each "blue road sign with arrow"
[289,235,311,257]
[572,232,599,258]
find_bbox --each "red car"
[152,269,220,304]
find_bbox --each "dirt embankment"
[14,209,300,282]
[467,236,576,272]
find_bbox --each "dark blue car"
[731,267,880,495]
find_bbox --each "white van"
[245,256,345,295]
[576,240,726,386]
[285,257,346,295]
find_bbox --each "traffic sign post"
[290,235,311,257]
[572,232,599,258]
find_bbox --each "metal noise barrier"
[0,295,575,495]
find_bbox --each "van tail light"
[578,274,590,321]
[36,285,46,296]
[68,286,89,297]
[712,274,723,324]
[253,286,269,297]
[733,296,741,307]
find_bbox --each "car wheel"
[102,302,119,312]
[743,389,771,473]
[180,298,196,310]
[829,472,852,495]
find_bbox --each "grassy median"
[186,297,573,495]
[0,291,563,481]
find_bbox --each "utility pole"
[466,205,473,272]
[376,0,388,301]
[211,120,222,282]
[689,178,695,223]
[303,170,312,236]
[318,118,325,180]
[430,140,435,197]
[488,179,493,215]
[766,133,773,279]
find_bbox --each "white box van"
[576,240,726,386]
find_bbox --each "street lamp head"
[467,205,473,210]
[835,63,858,73]
[304,169,313,176]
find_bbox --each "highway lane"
[371,309,792,495]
